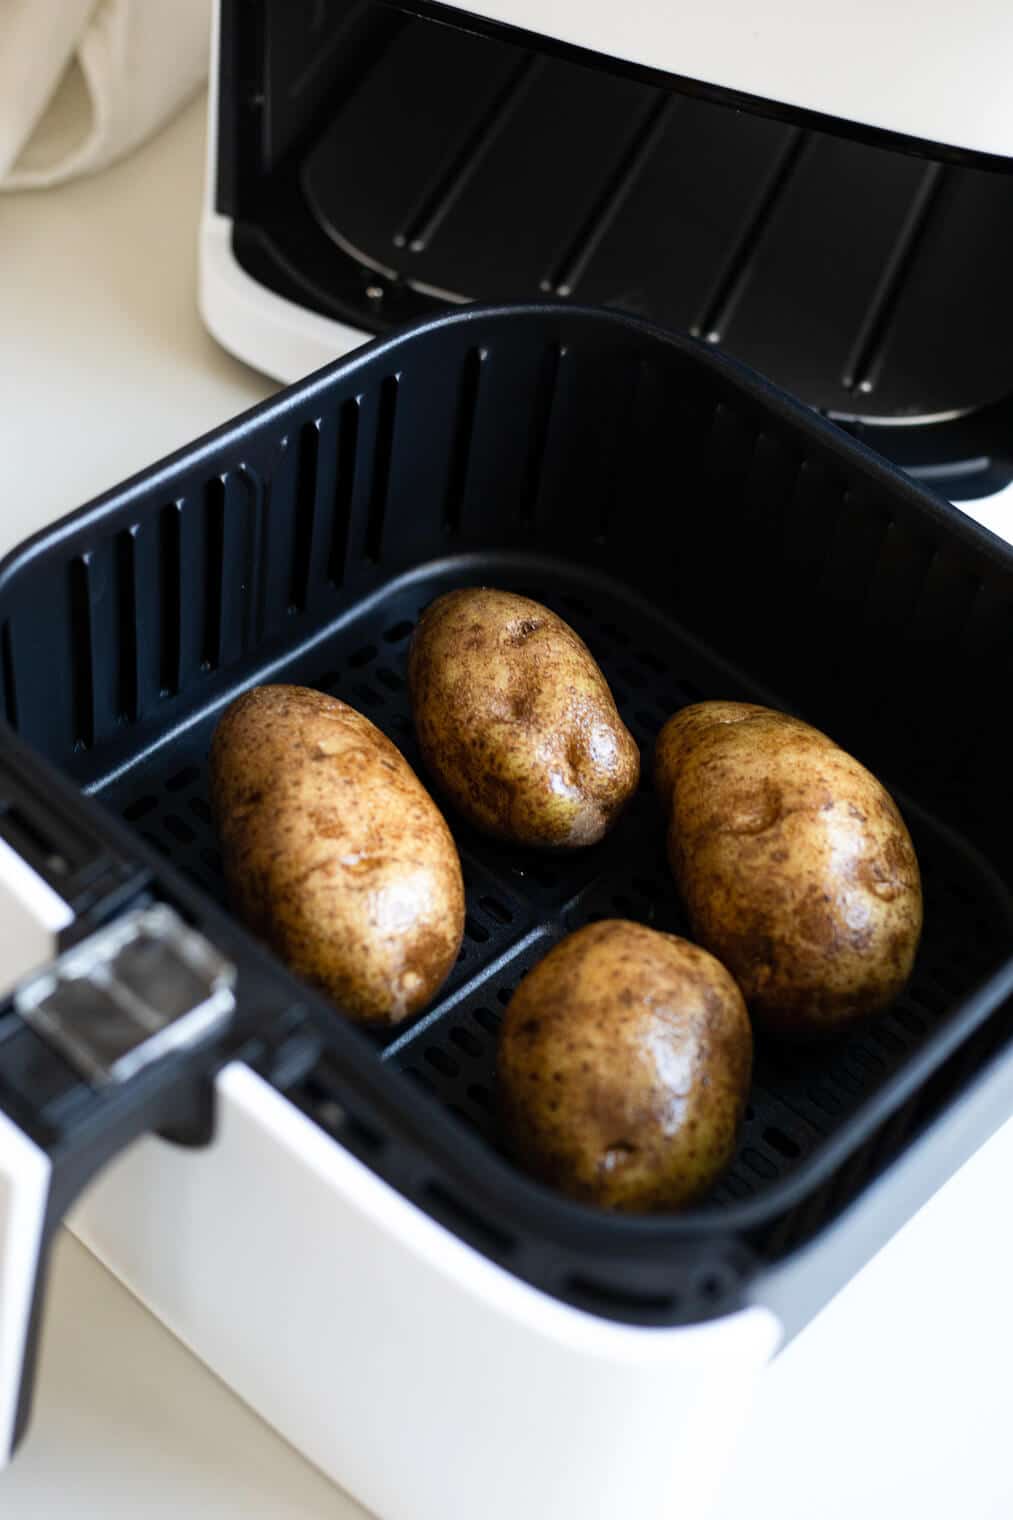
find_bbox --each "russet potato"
[408,588,639,849]
[210,684,464,1025]
[498,920,752,1211]
[655,701,923,1037]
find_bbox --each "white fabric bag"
[0,0,210,189]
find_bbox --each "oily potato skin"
[655,702,923,1037]
[408,589,639,849]
[498,920,752,1211]
[210,685,464,1026]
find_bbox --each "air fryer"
[2,6,1013,1516]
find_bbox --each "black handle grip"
[0,1048,227,1462]
[0,900,238,1464]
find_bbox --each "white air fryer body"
[426,0,1013,160]
[70,1063,782,1520]
[200,211,362,383]
[66,1019,1013,1517]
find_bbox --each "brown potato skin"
[655,701,923,1037]
[210,685,464,1026]
[498,920,752,1211]
[407,589,640,849]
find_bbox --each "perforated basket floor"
[97,557,1013,1213]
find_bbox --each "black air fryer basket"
[2,305,1012,1446]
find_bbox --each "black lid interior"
[220,0,1013,498]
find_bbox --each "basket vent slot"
[289,421,320,612]
[366,377,398,563]
[444,346,484,533]
[158,503,181,696]
[202,478,226,670]
[116,529,139,722]
[520,340,563,524]
[329,397,360,587]
[69,556,94,750]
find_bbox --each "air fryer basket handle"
[0,898,239,1463]
[0,1054,225,1465]
[0,722,248,1463]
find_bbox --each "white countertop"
[2,90,1013,1520]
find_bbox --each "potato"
[407,589,639,849]
[210,685,464,1025]
[498,920,752,1211]
[655,701,923,1037]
